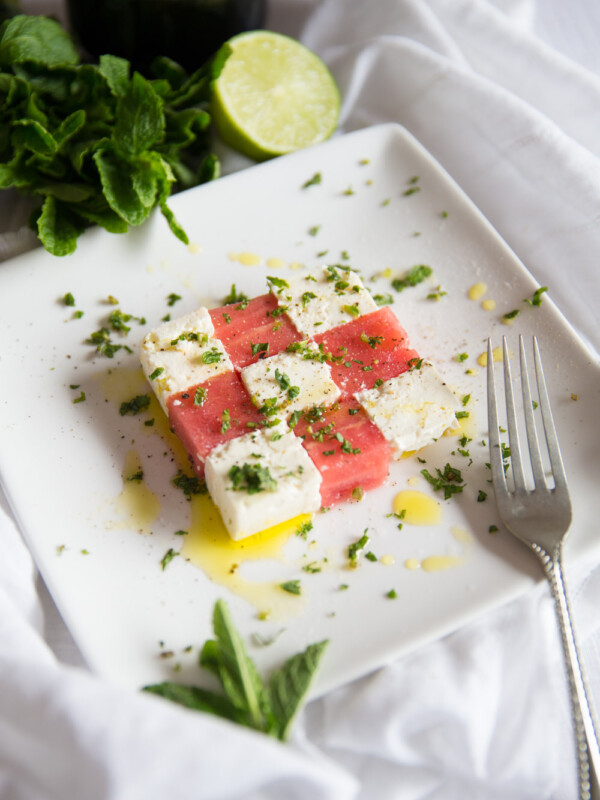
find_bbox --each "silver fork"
[487,335,600,800]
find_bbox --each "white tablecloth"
[1,1,599,798]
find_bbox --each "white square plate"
[1,123,598,698]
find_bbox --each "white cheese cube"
[269,265,378,336]
[241,346,341,418]
[205,425,322,540]
[355,362,460,457]
[141,308,232,412]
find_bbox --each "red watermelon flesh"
[167,371,263,477]
[210,294,301,370]
[294,399,391,507]
[314,307,419,397]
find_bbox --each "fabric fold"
[303,3,600,355]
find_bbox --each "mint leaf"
[99,54,130,98]
[166,61,215,109]
[197,152,220,183]
[155,165,187,244]
[162,106,210,150]
[34,182,95,203]
[143,682,242,723]
[0,155,32,190]
[54,109,86,149]
[150,56,188,90]
[36,196,84,256]
[73,195,129,233]
[204,600,270,731]
[159,199,188,244]
[113,72,164,157]
[268,640,329,740]
[0,14,224,255]
[93,148,150,226]
[131,154,164,209]
[0,16,79,68]
[11,119,56,156]
[141,600,327,741]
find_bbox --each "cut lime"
[211,31,340,161]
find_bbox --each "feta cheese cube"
[241,346,341,418]
[141,308,232,412]
[355,362,460,457]
[269,265,378,336]
[205,425,322,539]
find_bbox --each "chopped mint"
[392,265,432,292]
[302,172,321,188]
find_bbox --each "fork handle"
[545,553,600,799]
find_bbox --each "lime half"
[212,31,340,161]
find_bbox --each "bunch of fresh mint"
[144,600,328,740]
[0,15,228,255]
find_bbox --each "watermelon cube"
[314,307,419,397]
[294,398,391,506]
[167,371,263,477]
[210,294,302,370]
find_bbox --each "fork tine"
[486,339,508,493]
[533,337,568,492]
[519,336,547,487]
[502,337,527,492]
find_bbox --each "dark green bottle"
[0,0,20,23]
[67,0,266,74]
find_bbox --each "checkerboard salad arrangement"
[141,265,462,540]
